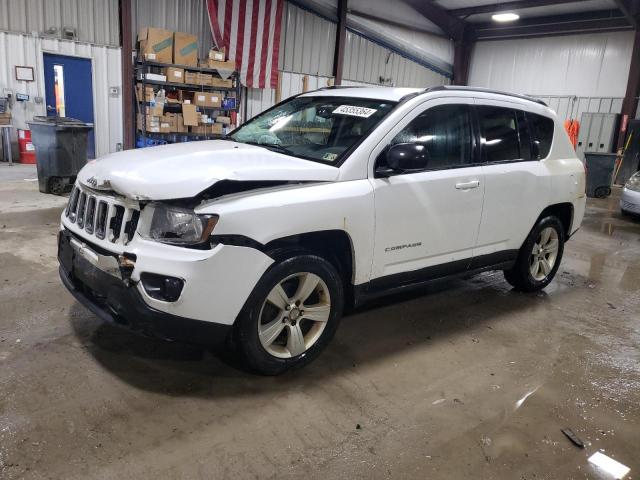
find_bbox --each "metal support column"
[333,0,347,85]
[453,26,474,86]
[119,0,134,150]
[618,29,640,150]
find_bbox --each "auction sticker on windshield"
[332,105,377,118]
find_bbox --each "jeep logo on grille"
[86,176,98,187]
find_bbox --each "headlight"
[626,172,640,192]
[143,203,218,246]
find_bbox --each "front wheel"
[504,216,565,292]
[235,253,344,375]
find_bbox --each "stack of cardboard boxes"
[136,27,238,137]
[138,28,198,66]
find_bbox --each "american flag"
[206,0,284,88]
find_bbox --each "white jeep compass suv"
[58,86,586,374]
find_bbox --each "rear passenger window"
[478,106,522,163]
[388,104,473,171]
[528,113,554,159]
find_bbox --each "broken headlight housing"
[625,172,640,192]
[143,203,218,247]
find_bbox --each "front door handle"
[455,180,480,190]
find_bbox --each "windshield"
[229,96,396,164]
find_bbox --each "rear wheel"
[235,252,344,375]
[504,216,565,292]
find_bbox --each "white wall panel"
[469,31,635,98]
[343,30,449,88]
[536,95,624,121]
[0,31,122,159]
[0,0,120,46]
[280,2,336,76]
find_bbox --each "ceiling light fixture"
[492,12,520,22]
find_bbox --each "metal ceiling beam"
[450,0,589,17]
[613,0,640,28]
[404,0,470,40]
[403,1,475,84]
[475,9,632,40]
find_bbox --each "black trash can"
[28,116,93,194]
[584,152,618,198]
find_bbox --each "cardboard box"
[0,112,11,125]
[160,120,171,133]
[193,93,208,107]
[137,113,161,133]
[164,67,184,83]
[182,104,199,126]
[193,93,222,108]
[208,47,226,61]
[216,116,231,125]
[207,59,235,72]
[176,114,186,133]
[211,77,233,89]
[136,83,155,102]
[138,27,173,64]
[197,72,213,86]
[184,71,197,85]
[173,31,198,66]
[138,72,167,82]
[211,123,223,135]
[207,93,221,108]
[164,113,179,132]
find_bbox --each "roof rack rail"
[316,85,364,90]
[423,85,547,106]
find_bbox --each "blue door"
[43,53,96,158]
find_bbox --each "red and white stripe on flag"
[206,0,283,89]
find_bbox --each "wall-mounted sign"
[15,66,34,82]
[16,93,30,102]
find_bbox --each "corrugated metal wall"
[343,30,448,87]
[469,31,635,98]
[537,96,624,122]
[132,0,213,57]
[245,71,334,119]
[279,2,449,86]
[0,31,122,159]
[279,2,336,77]
[0,0,119,46]
[247,2,449,119]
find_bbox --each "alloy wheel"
[258,272,331,358]
[529,226,559,281]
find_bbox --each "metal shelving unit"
[134,58,241,147]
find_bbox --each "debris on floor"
[588,451,630,479]
[560,428,585,448]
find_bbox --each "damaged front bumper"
[57,228,272,345]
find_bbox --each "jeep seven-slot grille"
[65,185,140,244]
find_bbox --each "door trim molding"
[353,249,518,306]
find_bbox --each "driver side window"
[386,104,473,171]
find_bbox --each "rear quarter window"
[528,113,554,159]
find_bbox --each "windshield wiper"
[242,141,294,156]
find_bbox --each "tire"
[504,216,565,292]
[235,251,344,375]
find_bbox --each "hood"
[77,140,340,200]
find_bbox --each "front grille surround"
[65,184,140,245]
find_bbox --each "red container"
[18,129,36,164]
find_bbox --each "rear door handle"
[455,180,480,190]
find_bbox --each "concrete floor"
[1,163,639,479]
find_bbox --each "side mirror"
[385,143,430,173]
